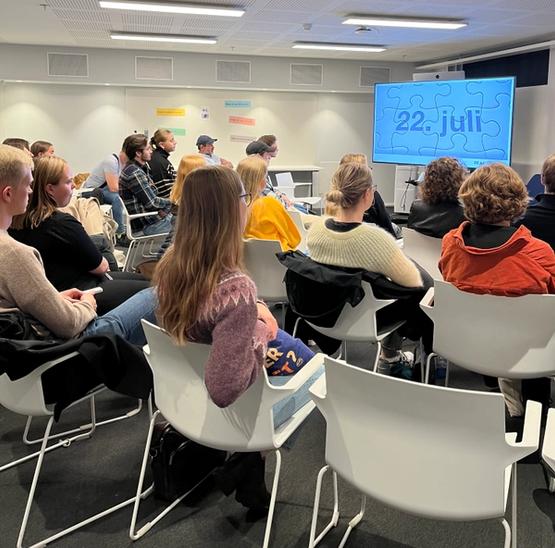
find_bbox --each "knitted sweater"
[307,218,422,288]
[0,231,97,339]
[185,270,272,408]
[244,196,301,251]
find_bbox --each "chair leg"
[23,396,142,446]
[372,341,382,372]
[424,353,436,384]
[501,518,511,548]
[262,449,282,548]
[445,361,450,387]
[308,465,340,548]
[338,495,366,548]
[292,316,302,338]
[511,465,517,548]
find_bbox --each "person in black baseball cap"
[245,140,272,160]
[196,135,233,168]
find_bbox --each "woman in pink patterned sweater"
[155,165,318,518]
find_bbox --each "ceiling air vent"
[136,56,174,81]
[290,64,323,86]
[47,52,88,77]
[216,60,251,83]
[360,66,390,88]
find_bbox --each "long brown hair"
[169,153,206,204]
[155,166,245,344]
[11,156,67,229]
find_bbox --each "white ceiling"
[1,0,554,63]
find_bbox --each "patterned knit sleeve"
[203,274,272,408]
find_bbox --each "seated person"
[307,162,433,376]
[10,156,150,315]
[2,138,33,157]
[237,155,301,251]
[119,134,172,236]
[440,163,554,418]
[83,138,130,244]
[407,156,467,238]
[155,165,320,517]
[0,145,156,345]
[196,134,233,168]
[516,153,555,250]
[148,129,177,199]
[339,153,398,237]
[31,140,55,158]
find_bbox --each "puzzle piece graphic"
[373,78,514,167]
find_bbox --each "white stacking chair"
[542,408,555,492]
[244,237,288,325]
[0,353,140,548]
[401,227,443,281]
[305,280,405,365]
[420,280,555,384]
[287,208,309,253]
[130,320,324,547]
[308,356,541,548]
[121,203,169,272]
[275,172,321,209]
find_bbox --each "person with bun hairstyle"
[408,156,467,238]
[338,153,397,237]
[440,163,555,420]
[148,129,177,199]
[308,161,433,376]
[237,155,300,251]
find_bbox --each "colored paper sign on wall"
[167,127,186,136]
[156,107,185,117]
[229,115,256,126]
[225,100,252,109]
[230,134,257,143]
[200,107,209,120]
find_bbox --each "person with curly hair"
[407,156,467,238]
[440,163,555,420]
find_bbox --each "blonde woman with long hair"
[237,155,300,251]
[10,156,150,315]
[155,165,320,517]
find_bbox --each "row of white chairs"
[2,318,550,548]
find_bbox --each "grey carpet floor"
[2,342,555,548]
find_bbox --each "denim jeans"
[270,364,325,429]
[82,287,157,346]
[100,188,125,235]
[143,214,172,236]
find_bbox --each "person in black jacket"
[337,153,398,237]
[148,129,177,199]
[407,156,467,238]
[516,153,555,250]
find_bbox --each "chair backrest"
[313,356,537,521]
[401,227,443,280]
[421,280,555,378]
[275,172,295,187]
[307,281,401,342]
[526,173,542,199]
[243,238,288,302]
[287,208,308,252]
[141,320,287,452]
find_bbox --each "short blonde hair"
[421,157,466,205]
[459,163,528,224]
[236,155,267,202]
[326,162,373,210]
[541,153,555,193]
[0,144,33,188]
[340,153,367,165]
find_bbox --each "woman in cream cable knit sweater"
[308,161,432,375]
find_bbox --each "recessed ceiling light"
[343,16,467,30]
[100,1,245,17]
[293,42,385,53]
[111,32,217,44]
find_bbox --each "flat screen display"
[372,77,516,169]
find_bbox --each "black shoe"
[213,452,251,496]
[116,234,131,247]
[235,453,271,509]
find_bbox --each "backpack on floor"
[150,421,227,502]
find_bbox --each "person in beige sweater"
[307,161,432,376]
[0,144,156,344]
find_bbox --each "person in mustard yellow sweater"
[237,155,301,251]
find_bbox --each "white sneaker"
[377,351,414,376]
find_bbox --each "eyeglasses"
[239,192,252,206]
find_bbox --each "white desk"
[268,165,320,197]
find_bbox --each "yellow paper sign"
[156,108,185,117]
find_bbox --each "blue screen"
[372,77,515,169]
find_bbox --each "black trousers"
[95,272,151,315]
